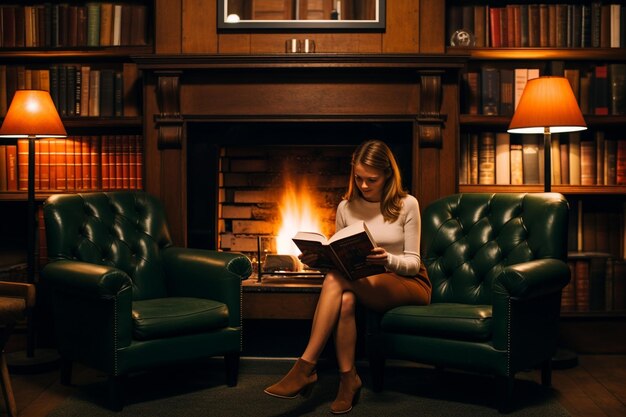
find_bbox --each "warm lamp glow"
[0,90,66,138]
[508,76,587,134]
[508,76,587,192]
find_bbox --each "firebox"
[186,121,413,270]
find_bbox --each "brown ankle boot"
[330,367,362,414]
[264,358,318,399]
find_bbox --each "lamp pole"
[26,135,36,358]
[544,126,551,192]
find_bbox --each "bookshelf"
[0,1,153,275]
[448,0,626,316]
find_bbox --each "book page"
[328,221,368,244]
[292,231,328,244]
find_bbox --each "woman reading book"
[264,140,432,414]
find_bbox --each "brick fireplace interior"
[186,121,414,263]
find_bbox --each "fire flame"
[276,179,325,255]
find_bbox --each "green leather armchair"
[368,193,570,412]
[41,191,252,410]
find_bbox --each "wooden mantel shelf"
[132,53,468,70]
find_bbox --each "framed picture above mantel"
[217,0,386,30]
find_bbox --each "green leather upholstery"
[368,193,570,411]
[42,191,252,410]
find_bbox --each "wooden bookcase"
[447,0,626,319]
[0,1,154,272]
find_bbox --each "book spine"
[478,132,495,185]
[495,132,510,185]
[99,69,114,117]
[560,141,570,184]
[580,139,597,185]
[54,139,67,190]
[551,134,561,185]
[101,135,110,189]
[90,136,100,189]
[136,135,143,189]
[609,63,626,115]
[6,145,17,191]
[17,139,28,191]
[114,70,123,117]
[522,135,540,184]
[80,66,91,116]
[39,140,50,190]
[593,65,609,115]
[481,66,500,115]
[65,138,75,190]
[86,2,101,47]
[99,3,113,47]
[469,133,479,184]
[0,146,7,191]
[81,136,91,190]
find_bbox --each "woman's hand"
[366,247,388,265]
[298,251,320,268]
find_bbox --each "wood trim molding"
[155,72,183,149]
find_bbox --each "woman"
[264,140,431,414]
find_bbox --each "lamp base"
[6,348,60,374]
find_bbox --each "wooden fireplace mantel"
[133,53,468,70]
[137,54,465,246]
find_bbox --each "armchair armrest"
[494,258,570,300]
[161,247,252,327]
[491,258,570,351]
[41,260,134,352]
[42,260,132,298]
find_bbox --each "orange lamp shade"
[508,76,587,134]
[0,90,67,138]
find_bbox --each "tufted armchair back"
[44,192,173,301]
[422,193,569,305]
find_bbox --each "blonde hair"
[343,140,407,222]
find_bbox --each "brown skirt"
[351,263,431,313]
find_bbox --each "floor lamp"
[507,76,587,368]
[507,76,587,192]
[0,90,67,370]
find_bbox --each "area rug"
[47,358,570,417]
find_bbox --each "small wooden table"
[242,277,322,320]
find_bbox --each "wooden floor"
[1,353,623,417]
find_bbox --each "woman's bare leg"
[300,271,429,364]
[301,270,348,364]
[333,291,357,372]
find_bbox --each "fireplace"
[186,121,414,266]
[135,54,464,247]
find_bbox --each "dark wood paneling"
[418,0,445,53]
[382,0,419,52]
[156,0,182,53]
[183,0,218,53]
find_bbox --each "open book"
[292,221,386,280]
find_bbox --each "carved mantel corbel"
[155,71,183,150]
[417,71,447,149]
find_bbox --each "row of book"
[459,132,626,186]
[462,64,626,116]
[449,3,626,49]
[0,3,148,49]
[568,199,626,260]
[563,255,626,312]
[0,63,140,118]
[0,135,143,192]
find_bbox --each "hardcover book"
[292,221,385,281]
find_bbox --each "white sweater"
[335,195,422,277]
